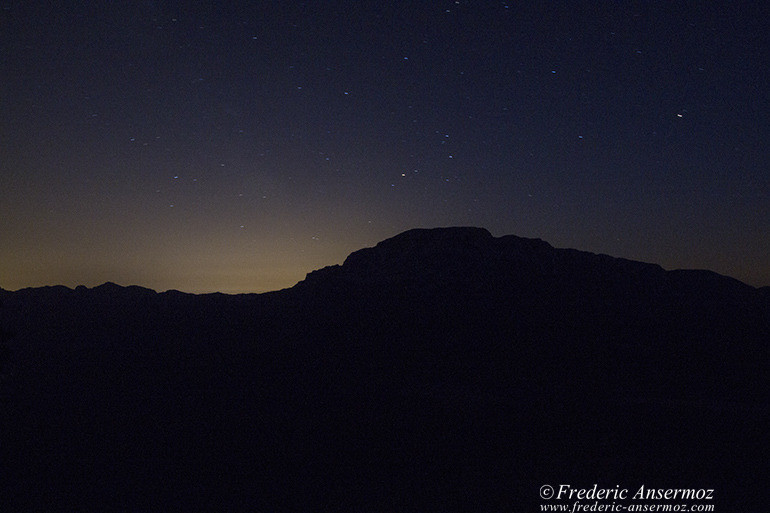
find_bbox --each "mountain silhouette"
[0,227,767,511]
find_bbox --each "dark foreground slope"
[1,228,768,511]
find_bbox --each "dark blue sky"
[1,1,768,292]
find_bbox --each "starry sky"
[1,1,768,293]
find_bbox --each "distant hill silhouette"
[0,227,767,511]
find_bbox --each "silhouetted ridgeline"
[0,227,768,511]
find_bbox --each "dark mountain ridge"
[1,227,767,511]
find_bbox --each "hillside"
[1,227,767,511]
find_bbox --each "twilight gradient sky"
[1,1,768,293]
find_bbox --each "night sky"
[1,1,768,293]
